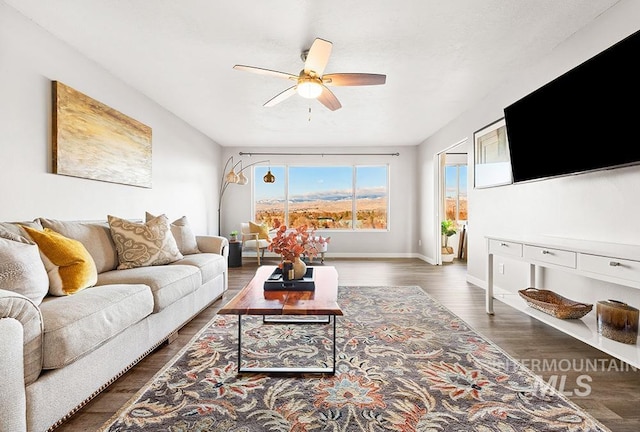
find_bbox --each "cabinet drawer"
[488,239,523,258]
[578,253,640,282]
[523,245,576,268]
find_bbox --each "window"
[444,164,467,223]
[355,165,388,229]
[254,166,286,227]
[254,165,388,230]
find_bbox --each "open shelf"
[494,287,640,368]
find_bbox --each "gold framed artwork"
[52,81,152,188]
[473,118,513,188]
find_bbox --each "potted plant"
[441,220,457,263]
[268,224,330,279]
[229,230,239,242]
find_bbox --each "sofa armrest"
[196,235,229,258]
[0,289,44,385]
[0,318,27,432]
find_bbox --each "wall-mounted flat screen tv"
[503,29,640,184]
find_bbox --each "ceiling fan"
[233,38,386,111]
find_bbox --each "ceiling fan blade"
[304,38,332,77]
[316,85,342,111]
[233,65,297,80]
[323,73,387,86]
[263,86,297,107]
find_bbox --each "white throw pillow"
[108,214,183,270]
[145,212,200,255]
[0,237,49,305]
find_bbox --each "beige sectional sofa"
[0,215,228,432]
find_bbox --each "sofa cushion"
[0,237,49,305]
[107,214,183,270]
[146,212,200,255]
[0,225,32,244]
[38,218,118,273]
[170,253,226,284]
[0,220,43,240]
[97,265,200,313]
[38,284,153,369]
[21,226,98,296]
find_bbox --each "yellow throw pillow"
[249,221,270,241]
[21,226,98,296]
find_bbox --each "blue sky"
[445,165,467,198]
[253,165,387,202]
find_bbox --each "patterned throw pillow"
[145,212,200,255]
[249,221,271,241]
[108,214,183,270]
[20,226,98,296]
[0,236,49,304]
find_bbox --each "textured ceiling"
[5,0,620,147]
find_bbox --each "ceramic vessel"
[596,299,639,344]
[293,256,307,279]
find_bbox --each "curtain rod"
[239,151,400,157]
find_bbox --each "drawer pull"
[500,242,508,247]
[609,261,621,267]
[541,250,550,255]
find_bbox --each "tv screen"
[504,29,640,184]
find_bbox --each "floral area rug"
[99,286,610,431]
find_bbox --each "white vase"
[292,257,307,279]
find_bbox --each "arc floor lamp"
[217,156,274,235]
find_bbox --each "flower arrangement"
[268,224,330,263]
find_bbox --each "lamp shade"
[225,169,239,183]
[263,169,276,183]
[237,171,248,185]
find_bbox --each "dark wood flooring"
[54,258,640,431]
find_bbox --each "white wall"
[0,3,222,234]
[419,0,640,297]
[220,146,418,258]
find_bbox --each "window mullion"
[352,166,357,230]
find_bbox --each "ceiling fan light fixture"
[234,38,386,110]
[297,77,323,99]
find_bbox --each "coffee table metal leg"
[237,314,243,371]
[237,314,336,375]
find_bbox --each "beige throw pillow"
[108,214,183,270]
[0,237,49,304]
[145,212,200,255]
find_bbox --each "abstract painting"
[52,81,152,188]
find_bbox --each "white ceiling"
[5,0,620,148]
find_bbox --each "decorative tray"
[518,288,593,319]
[264,267,315,291]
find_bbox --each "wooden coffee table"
[218,265,342,374]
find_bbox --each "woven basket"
[518,288,593,319]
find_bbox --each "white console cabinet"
[486,235,640,367]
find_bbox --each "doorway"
[435,139,468,265]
